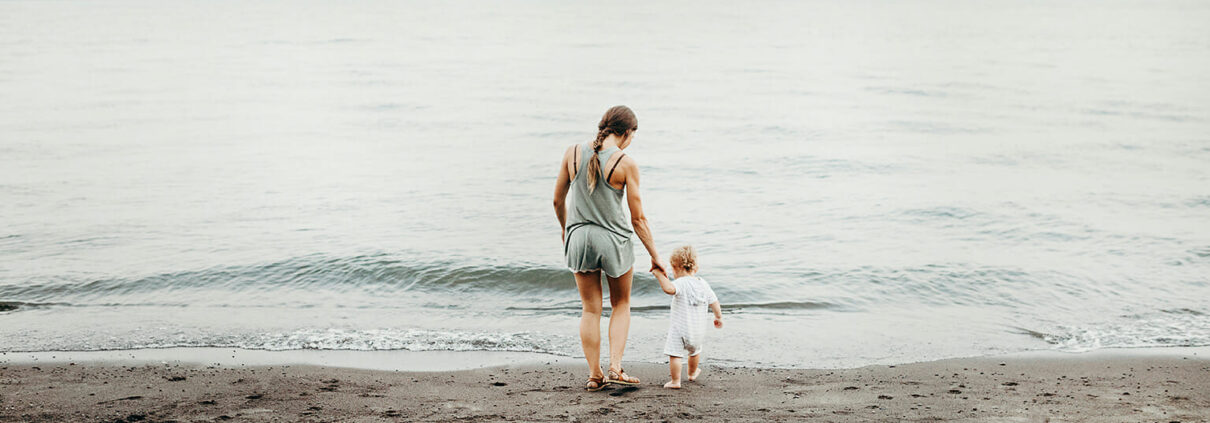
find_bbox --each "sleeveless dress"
[564,143,635,278]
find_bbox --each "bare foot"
[663,381,681,389]
[687,367,702,381]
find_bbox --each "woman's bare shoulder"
[617,153,638,167]
[618,154,640,174]
[560,144,581,164]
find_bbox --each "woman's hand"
[650,257,667,275]
[713,318,723,329]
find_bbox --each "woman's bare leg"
[575,271,605,379]
[605,268,634,374]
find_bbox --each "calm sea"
[1,0,1208,368]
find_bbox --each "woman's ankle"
[586,366,604,378]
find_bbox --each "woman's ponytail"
[585,127,609,194]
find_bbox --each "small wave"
[244,328,568,354]
[1162,308,1205,316]
[506,300,836,314]
[719,300,836,311]
[896,206,981,222]
[0,301,65,313]
[834,264,1093,309]
[1189,246,1210,260]
[1080,107,1199,123]
[1011,327,1051,341]
[0,255,578,301]
[1022,310,1210,352]
[1,328,573,356]
[865,85,947,98]
[0,255,1188,318]
[0,255,697,306]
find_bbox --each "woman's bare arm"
[552,145,575,242]
[621,156,665,273]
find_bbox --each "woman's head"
[597,105,638,147]
[586,105,638,193]
[669,245,698,276]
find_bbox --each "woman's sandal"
[606,368,640,385]
[585,376,607,392]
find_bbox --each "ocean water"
[1,0,1208,368]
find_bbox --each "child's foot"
[663,380,681,389]
[687,367,702,382]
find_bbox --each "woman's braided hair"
[586,105,638,194]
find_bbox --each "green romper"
[564,143,635,278]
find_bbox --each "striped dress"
[662,275,718,358]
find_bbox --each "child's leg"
[687,353,702,381]
[664,356,682,389]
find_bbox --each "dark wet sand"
[1,351,1207,422]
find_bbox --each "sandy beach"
[1,349,1206,422]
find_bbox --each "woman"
[553,105,665,391]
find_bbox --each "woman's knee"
[608,295,630,310]
[581,301,603,315]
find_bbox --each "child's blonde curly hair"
[669,245,698,273]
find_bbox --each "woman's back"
[565,142,633,240]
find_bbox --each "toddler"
[651,245,722,389]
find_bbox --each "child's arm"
[709,301,723,328]
[651,268,677,296]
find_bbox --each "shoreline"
[3,345,1207,372]
[0,348,572,373]
[2,348,1207,422]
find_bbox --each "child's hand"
[713,318,723,329]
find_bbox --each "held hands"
[714,318,723,329]
[649,257,668,276]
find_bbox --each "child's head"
[669,245,698,277]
